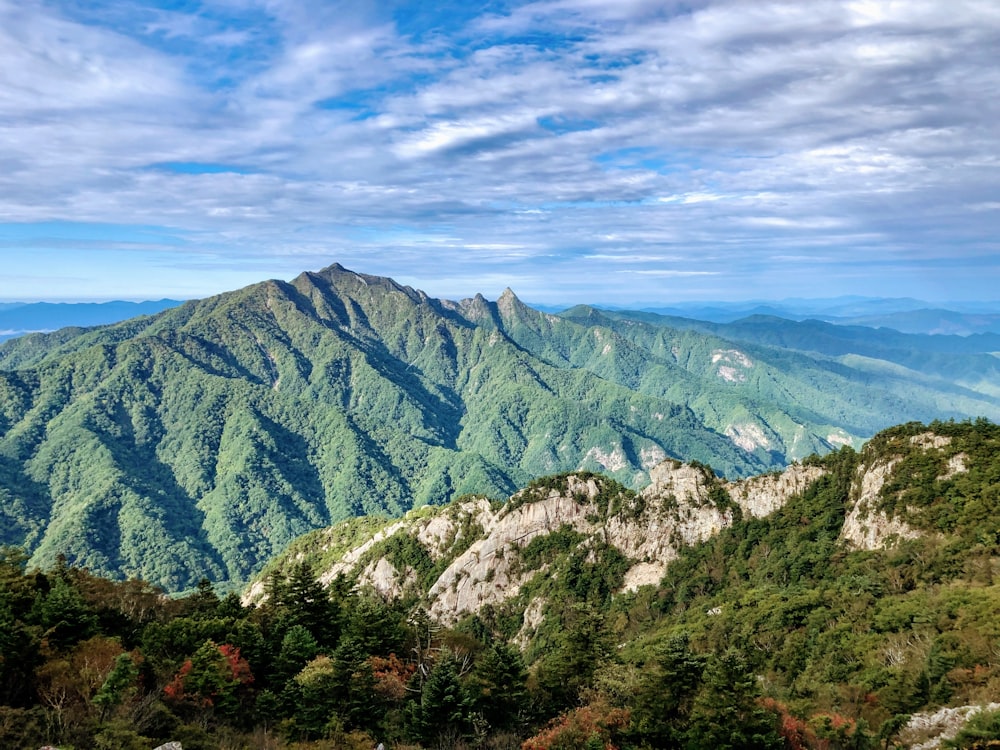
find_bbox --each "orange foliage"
[760,697,817,750]
[370,653,415,702]
[163,643,253,707]
[522,701,630,750]
[219,644,254,686]
[163,660,195,704]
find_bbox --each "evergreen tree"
[92,653,139,721]
[33,577,98,651]
[687,649,782,750]
[274,624,319,686]
[533,602,610,714]
[409,650,473,746]
[630,633,706,748]
[271,562,339,647]
[185,577,220,618]
[468,642,527,731]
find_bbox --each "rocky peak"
[496,287,527,320]
[279,459,829,625]
[457,292,500,326]
[839,429,960,550]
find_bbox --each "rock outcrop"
[252,424,979,638]
[840,431,965,550]
[840,454,919,550]
[900,702,1000,750]
[273,458,827,624]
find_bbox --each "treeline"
[0,546,807,750]
[3,550,997,750]
[3,419,1000,749]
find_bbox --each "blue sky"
[0,0,998,305]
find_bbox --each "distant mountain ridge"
[613,296,1000,333]
[0,299,183,342]
[0,264,998,591]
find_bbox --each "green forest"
[2,264,1000,593]
[2,419,999,749]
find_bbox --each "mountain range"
[596,298,1000,335]
[0,299,182,342]
[1,263,998,591]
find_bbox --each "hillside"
[562,307,1000,400]
[1,420,998,750]
[1,264,999,591]
[252,418,1000,749]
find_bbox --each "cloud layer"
[1,0,998,303]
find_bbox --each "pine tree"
[93,653,139,721]
[688,649,782,750]
[468,642,527,731]
[630,633,706,748]
[410,650,473,745]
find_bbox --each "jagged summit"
[496,286,530,318]
[253,420,1000,639]
[1,263,997,591]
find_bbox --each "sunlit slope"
[0,266,757,589]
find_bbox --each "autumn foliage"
[522,701,630,750]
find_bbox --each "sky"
[0,0,998,306]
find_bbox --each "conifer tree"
[688,649,782,750]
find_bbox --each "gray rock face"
[297,459,827,624]
[840,455,918,550]
[258,426,968,630]
[839,431,963,551]
[900,702,1000,749]
[611,461,826,592]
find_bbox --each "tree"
[409,650,473,746]
[185,577,220,618]
[533,603,610,715]
[291,655,338,739]
[629,633,706,748]
[93,653,139,722]
[688,649,783,750]
[269,562,339,647]
[33,577,98,651]
[163,640,253,722]
[468,642,527,731]
[273,625,319,687]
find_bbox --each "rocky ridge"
[841,431,969,550]
[253,458,827,621]
[254,425,964,630]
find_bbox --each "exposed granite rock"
[428,476,603,622]
[900,702,1000,749]
[611,461,825,592]
[297,461,830,623]
[728,464,826,518]
[839,431,955,551]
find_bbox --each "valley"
[1,264,998,591]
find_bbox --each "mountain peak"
[496,287,525,318]
[318,262,349,275]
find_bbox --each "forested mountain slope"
[254,419,1000,749]
[1,264,998,590]
[574,306,1000,399]
[0,420,998,749]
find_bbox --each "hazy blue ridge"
[1,264,998,591]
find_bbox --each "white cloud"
[0,0,997,303]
